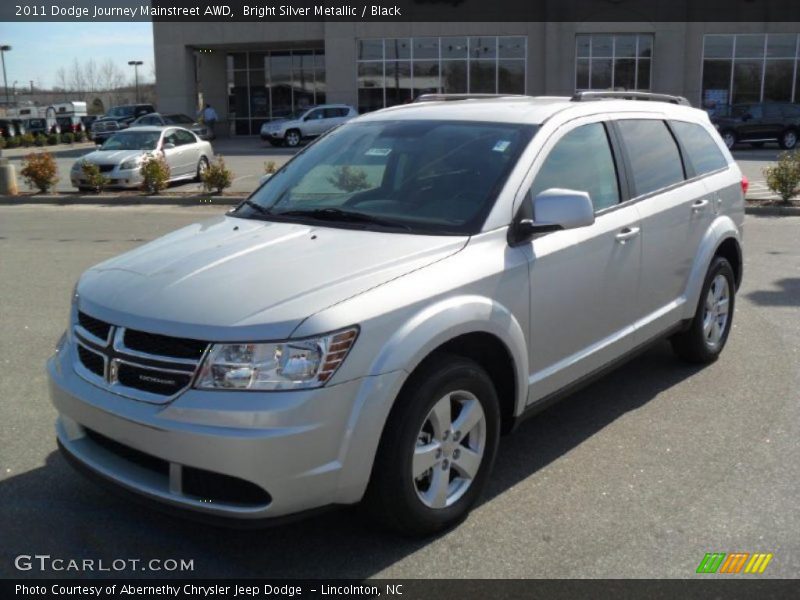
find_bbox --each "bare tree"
[84,59,98,93]
[55,67,69,92]
[69,58,86,92]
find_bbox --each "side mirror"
[163,142,176,150]
[510,188,595,244]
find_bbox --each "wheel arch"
[682,217,743,320]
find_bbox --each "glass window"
[174,129,196,145]
[358,40,383,61]
[414,38,439,60]
[735,35,766,59]
[704,36,734,59]
[732,60,763,103]
[499,37,526,59]
[670,121,728,176]
[530,123,620,212]
[767,34,797,58]
[237,120,537,236]
[575,34,653,91]
[386,38,411,60]
[357,36,526,109]
[764,60,794,102]
[616,120,684,196]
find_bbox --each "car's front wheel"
[195,156,209,182]
[365,354,500,536]
[671,256,736,363]
[780,129,798,150]
[721,130,736,150]
[284,129,301,147]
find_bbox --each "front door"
[521,120,643,403]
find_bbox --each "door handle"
[615,226,640,243]
[692,199,710,213]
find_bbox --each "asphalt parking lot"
[0,206,798,579]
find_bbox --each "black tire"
[195,156,209,182]
[671,256,736,364]
[284,129,301,147]
[720,130,736,150]
[364,354,500,537]
[779,129,798,150]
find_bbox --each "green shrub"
[61,132,74,144]
[74,130,85,143]
[33,134,47,147]
[80,161,110,193]
[21,133,35,147]
[0,137,6,150]
[328,165,370,193]
[763,151,800,203]
[20,152,59,193]
[47,132,60,145]
[202,156,233,194]
[6,136,20,148]
[140,155,171,194]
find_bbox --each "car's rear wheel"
[721,130,736,150]
[364,354,500,536]
[284,129,301,147]
[671,256,736,364]
[780,129,798,150]
[195,156,209,182]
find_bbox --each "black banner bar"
[3,579,800,600]
[3,0,800,22]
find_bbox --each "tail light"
[741,175,749,196]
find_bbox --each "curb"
[0,195,243,206]
[745,204,800,216]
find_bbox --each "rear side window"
[531,123,620,212]
[616,120,684,196]
[670,121,728,176]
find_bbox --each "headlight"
[71,161,83,172]
[120,159,139,170]
[195,327,358,391]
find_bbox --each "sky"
[0,22,155,90]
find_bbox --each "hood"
[78,149,152,165]
[77,215,467,341]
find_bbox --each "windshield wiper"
[241,199,272,216]
[275,208,411,231]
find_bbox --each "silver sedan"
[70,126,214,190]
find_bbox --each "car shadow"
[745,278,800,307]
[0,342,704,579]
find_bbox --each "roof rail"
[413,93,528,103]
[571,91,691,106]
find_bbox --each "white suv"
[49,92,745,536]
[260,104,357,147]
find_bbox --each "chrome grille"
[73,312,208,404]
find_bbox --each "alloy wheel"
[702,274,730,349]
[413,390,486,509]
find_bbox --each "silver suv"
[48,92,745,536]
[260,104,357,147]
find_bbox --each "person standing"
[199,103,218,140]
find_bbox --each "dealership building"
[153,18,800,136]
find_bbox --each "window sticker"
[365,147,392,156]
[493,140,511,152]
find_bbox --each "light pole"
[1,45,11,107]
[128,60,143,103]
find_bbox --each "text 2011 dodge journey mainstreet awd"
[48,92,745,535]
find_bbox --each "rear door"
[302,108,326,136]
[521,118,643,403]
[611,117,705,343]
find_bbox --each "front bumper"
[48,342,405,523]
[260,130,285,141]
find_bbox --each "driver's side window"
[530,123,620,212]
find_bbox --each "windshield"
[100,131,161,151]
[108,107,135,118]
[233,120,536,235]
[165,114,194,124]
